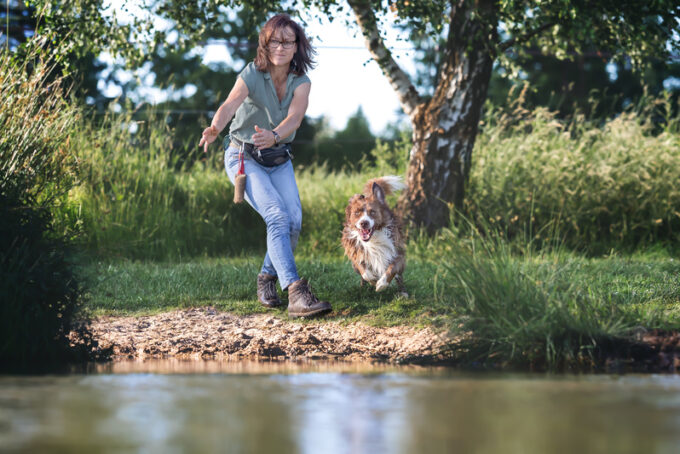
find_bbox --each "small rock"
[304,334,322,345]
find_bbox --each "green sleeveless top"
[227,62,311,146]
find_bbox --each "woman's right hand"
[199,126,219,153]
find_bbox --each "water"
[1,360,680,453]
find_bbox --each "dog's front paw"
[361,271,371,282]
[375,275,389,292]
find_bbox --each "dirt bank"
[73,308,680,372]
[79,307,452,363]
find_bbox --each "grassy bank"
[54,96,680,370]
[80,254,680,327]
[78,250,680,367]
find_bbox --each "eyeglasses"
[268,39,296,50]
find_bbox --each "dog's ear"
[372,182,385,203]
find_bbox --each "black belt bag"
[233,138,294,167]
[251,143,293,167]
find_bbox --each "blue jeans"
[224,145,301,290]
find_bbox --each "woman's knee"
[263,208,290,232]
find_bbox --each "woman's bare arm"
[199,77,250,153]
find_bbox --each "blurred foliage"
[2,1,121,111]
[466,90,680,253]
[311,107,376,171]
[12,1,677,121]
[404,12,680,119]
[54,92,679,260]
[138,8,268,165]
[19,1,677,78]
[487,53,679,120]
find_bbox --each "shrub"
[0,197,81,365]
[0,46,85,366]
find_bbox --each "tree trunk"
[397,1,495,232]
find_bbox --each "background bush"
[0,47,84,366]
[467,95,680,253]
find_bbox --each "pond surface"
[1,359,680,453]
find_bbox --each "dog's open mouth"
[360,227,373,241]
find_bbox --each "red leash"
[238,148,245,175]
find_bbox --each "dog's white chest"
[355,229,396,282]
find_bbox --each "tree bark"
[397,1,495,232]
[347,0,421,116]
[348,0,496,232]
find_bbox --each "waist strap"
[230,137,291,159]
[230,137,289,152]
[229,137,255,154]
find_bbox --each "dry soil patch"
[84,307,451,363]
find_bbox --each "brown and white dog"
[342,176,407,296]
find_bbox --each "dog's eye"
[354,211,362,216]
[369,210,375,216]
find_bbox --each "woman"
[199,14,331,318]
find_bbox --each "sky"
[279,12,417,134]
[102,2,419,135]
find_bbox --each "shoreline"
[72,307,680,373]
[78,307,452,364]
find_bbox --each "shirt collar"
[264,71,294,82]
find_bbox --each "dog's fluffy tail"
[364,175,406,197]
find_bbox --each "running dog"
[342,176,407,296]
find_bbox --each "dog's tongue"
[361,228,371,241]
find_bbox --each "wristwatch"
[272,130,281,145]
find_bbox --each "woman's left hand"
[252,125,276,149]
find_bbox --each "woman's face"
[267,26,297,67]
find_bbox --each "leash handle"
[233,142,247,204]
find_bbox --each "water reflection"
[1,360,680,453]
[89,358,443,376]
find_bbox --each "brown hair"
[254,14,316,76]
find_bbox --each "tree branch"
[499,21,556,53]
[347,0,421,117]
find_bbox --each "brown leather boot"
[287,279,332,318]
[257,273,282,308]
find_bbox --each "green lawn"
[78,253,680,330]
[76,257,441,326]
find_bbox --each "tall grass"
[60,113,408,259]
[58,94,680,260]
[0,53,78,201]
[431,227,638,369]
[468,94,680,252]
[60,111,265,259]
[0,44,86,366]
